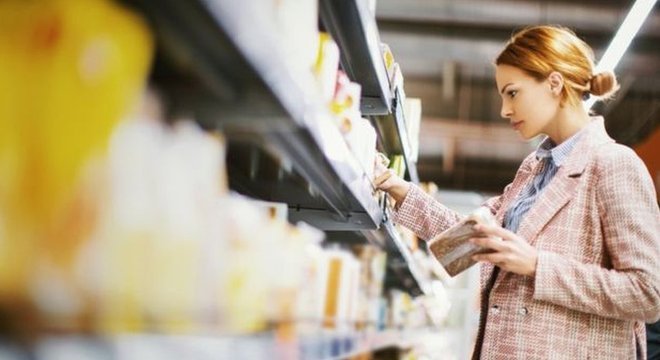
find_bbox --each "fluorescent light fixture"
[585,0,657,110]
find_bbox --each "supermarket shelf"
[0,331,409,360]
[123,0,427,297]
[371,87,420,183]
[381,220,433,297]
[324,217,431,298]
[123,0,382,230]
[320,0,393,115]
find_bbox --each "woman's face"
[495,64,561,140]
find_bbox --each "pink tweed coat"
[393,118,660,359]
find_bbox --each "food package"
[403,98,422,162]
[322,249,360,331]
[93,117,226,333]
[389,289,412,329]
[295,228,327,330]
[343,118,377,180]
[0,0,152,325]
[389,155,406,178]
[275,0,319,77]
[427,207,500,276]
[313,33,340,104]
[330,71,362,134]
[380,43,395,82]
[351,244,386,329]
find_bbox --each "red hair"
[496,25,619,107]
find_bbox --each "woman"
[375,25,660,359]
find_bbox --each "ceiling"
[375,0,660,193]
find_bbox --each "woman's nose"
[500,102,513,118]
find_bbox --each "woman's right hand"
[373,154,410,204]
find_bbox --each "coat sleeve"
[391,184,463,241]
[392,153,536,241]
[533,146,660,322]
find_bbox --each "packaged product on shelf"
[380,43,396,82]
[274,0,319,77]
[376,296,388,331]
[267,222,325,327]
[351,245,387,330]
[0,0,152,331]
[217,195,273,333]
[321,248,361,331]
[92,115,227,333]
[343,118,378,180]
[294,226,327,331]
[403,98,422,163]
[313,33,340,104]
[216,196,328,334]
[388,289,412,329]
[423,281,451,327]
[330,71,362,134]
[389,155,407,178]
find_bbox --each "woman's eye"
[508,90,517,98]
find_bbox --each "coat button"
[519,307,529,315]
[491,305,500,315]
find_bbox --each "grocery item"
[330,71,362,132]
[322,249,360,331]
[0,0,152,326]
[344,118,378,180]
[403,98,422,162]
[389,155,406,178]
[313,33,340,103]
[427,207,500,276]
[275,0,319,77]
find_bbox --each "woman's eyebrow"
[500,83,513,94]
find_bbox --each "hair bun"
[589,71,619,98]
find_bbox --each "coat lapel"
[490,117,613,290]
[515,168,580,244]
[516,116,613,244]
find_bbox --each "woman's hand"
[373,154,410,204]
[470,224,538,277]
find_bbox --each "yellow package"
[0,0,152,302]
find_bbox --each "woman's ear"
[548,71,564,96]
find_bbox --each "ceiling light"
[585,0,657,110]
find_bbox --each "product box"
[427,207,500,276]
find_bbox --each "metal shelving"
[124,0,383,230]
[319,0,393,115]
[371,87,420,184]
[121,0,427,295]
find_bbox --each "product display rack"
[319,0,419,183]
[319,0,392,115]
[371,87,420,184]
[116,0,433,355]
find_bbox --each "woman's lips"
[511,120,524,130]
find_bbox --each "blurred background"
[376,0,659,193]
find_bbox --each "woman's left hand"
[470,224,538,277]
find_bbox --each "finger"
[472,252,509,265]
[470,236,508,252]
[374,170,393,188]
[474,223,515,241]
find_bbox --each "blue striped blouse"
[503,131,584,233]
